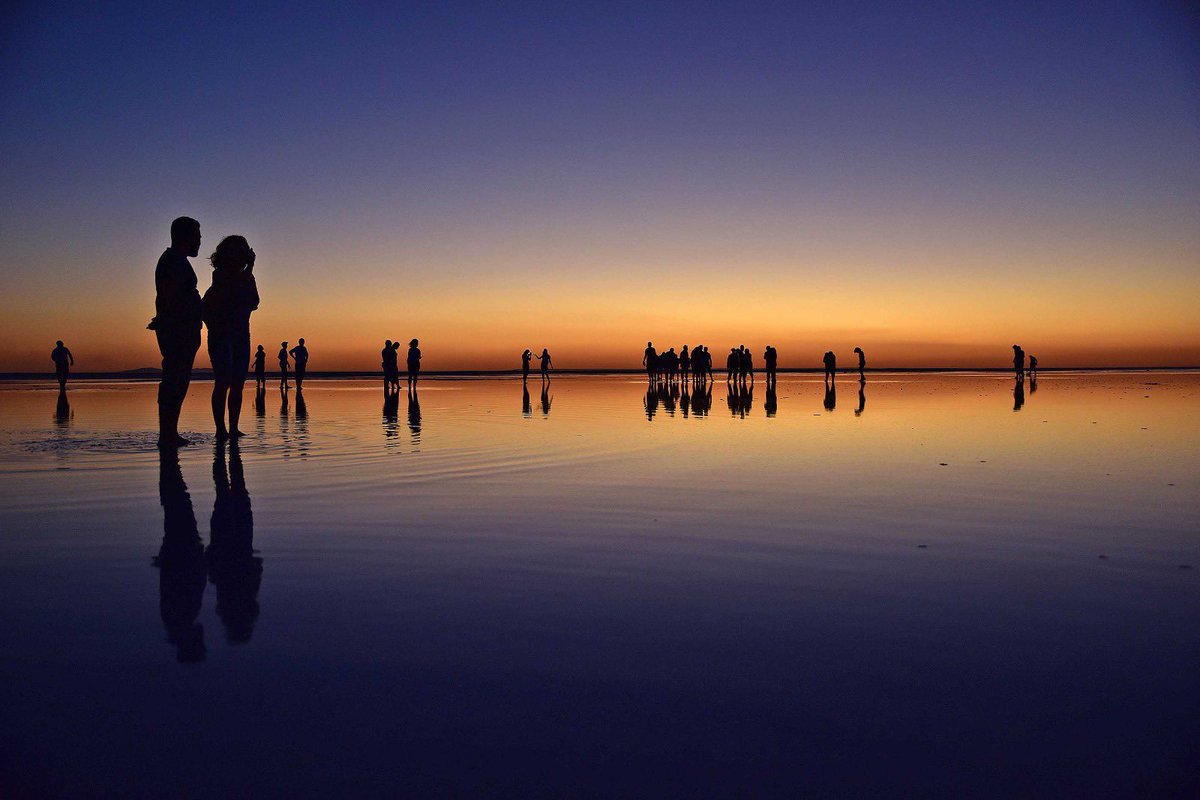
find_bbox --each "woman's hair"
[409,339,418,346]
[209,235,251,271]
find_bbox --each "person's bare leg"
[228,379,246,436]
[212,379,229,438]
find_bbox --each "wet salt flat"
[0,373,1197,798]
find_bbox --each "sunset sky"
[2,1,1198,371]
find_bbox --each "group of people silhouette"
[381,339,423,395]
[643,343,718,384]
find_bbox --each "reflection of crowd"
[154,443,262,663]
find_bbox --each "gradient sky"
[2,1,1198,371]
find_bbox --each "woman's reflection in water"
[208,441,262,644]
[823,379,836,412]
[522,383,532,417]
[408,387,421,447]
[855,382,865,417]
[540,381,552,416]
[154,449,207,663]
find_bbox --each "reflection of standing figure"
[55,388,72,425]
[208,442,262,644]
[823,379,836,412]
[855,383,865,416]
[764,345,777,386]
[407,339,422,389]
[1013,376,1025,411]
[154,449,207,663]
[407,388,421,445]
[765,386,777,417]
[51,340,74,389]
[523,384,532,416]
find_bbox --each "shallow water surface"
[1,373,1197,797]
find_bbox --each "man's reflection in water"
[522,384,532,417]
[408,388,422,446]
[153,450,207,663]
[691,382,712,417]
[728,383,752,418]
[55,388,72,427]
[855,383,865,417]
[383,390,400,445]
[255,385,266,418]
[823,379,836,412]
[765,386,777,417]
[1030,374,1038,394]
[1013,376,1025,411]
[208,442,262,644]
[681,383,690,418]
[644,385,659,421]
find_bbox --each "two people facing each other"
[270,339,310,390]
[521,349,553,381]
[381,339,422,393]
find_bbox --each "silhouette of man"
[764,345,777,386]
[1028,355,1038,378]
[726,348,738,382]
[51,340,74,389]
[522,349,533,382]
[1012,345,1024,379]
[278,342,290,389]
[382,340,398,393]
[823,350,837,381]
[253,345,266,389]
[150,216,203,448]
[643,342,657,383]
[289,338,309,390]
[853,346,865,382]
[407,339,421,389]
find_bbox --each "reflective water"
[1,374,1197,797]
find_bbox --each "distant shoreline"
[1,367,1196,382]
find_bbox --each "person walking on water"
[149,216,203,448]
[407,339,422,390]
[289,339,309,390]
[253,345,266,389]
[202,235,259,439]
[823,350,837,381]
[522,349,533,382]
[853,347,866,382]
[536,348,553,379]
[51,340,74,389]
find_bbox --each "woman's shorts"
[208,332,250,384]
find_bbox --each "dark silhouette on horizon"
[1012,345,1025,379]
[149,216,203,448]
[643,342,657,383]
[289,339,309,390]
[154,449,207,663]
[253,345,266,389]
[522,349,533,383]
[823,350,837,381]
[407,339,421,389]
[208,441,262,644]
[202,235,259,440]
[51,340,74,389]
[853,347,865,382]
[644,342,713,387]
[382,340,401,394]
[1028,354,1038,378]
[764,345,777,387]
[278,341,290,389]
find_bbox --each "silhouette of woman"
[278,341,290,389]
[522,349,533,382]
[382,339,397,393]
[202,236,259,439]
[407,339,421,389]
[253,345,266,389]
[536,348,553,379]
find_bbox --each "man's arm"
[67,349,74,366]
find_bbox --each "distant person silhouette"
[855,383,865,416]
[522,349,533,382]
[278,342,290,389]
[823,350,837,381]
[823,379,836,411]
[1028,355,1038,378]
[739,346,753,385]
[536,348,553,379]
[726,348,738,382]
[208,441,261,644]
[764,345,777,386]
[253,345,266,389]
[51,340,74,389]
[289,338,309,390]
[680,345,691,381]
[202,235,259,439]
[382,340,399,393]
[702,346,713,382]
[407,339,421,389]
[853,347,865,382]
[149,216,203,448]
[765,385,777,417]
[643,342,658,383]
[1013,375,1026,411]
[153,449,207,663]
[1012,345,1024,379]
